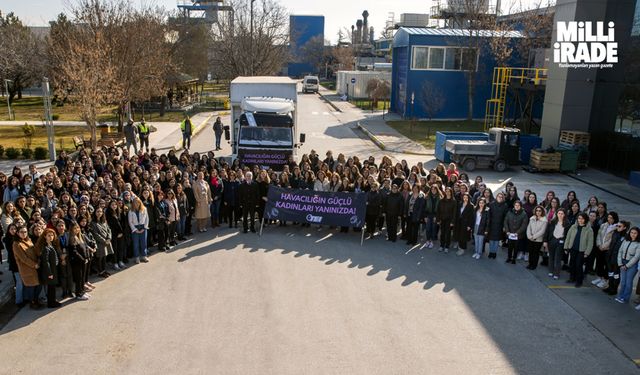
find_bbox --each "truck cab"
[228,77,305,171]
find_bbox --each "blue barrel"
[435,131,489,163]
[519,135,543,165]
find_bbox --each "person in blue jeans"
[128,197,149,264]
[615,227,640,304]
[3,224,24,306]
[473,198,490,259]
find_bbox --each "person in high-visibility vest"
[137,118,150,153]
[181,114,193,150]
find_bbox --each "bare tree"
[365,78,391,111]
[444,0,512,120]
[168,12,211,82]
[49,0,172,147]
[297,35,329,75]
[420,81,446,120]
[0,11,45,103]
[209,0,289,78]
[510,1,554,67]
[332,46,355,71]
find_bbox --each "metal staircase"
[484,67,547,130]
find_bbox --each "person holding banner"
[239,172,259,233]
[365,182,383,239]
[384,184,404,242]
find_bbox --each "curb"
[356,122,433,156]
[317,92,342,113]
[173,113,215,151]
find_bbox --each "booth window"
[412,46,478,72]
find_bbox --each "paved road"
[2,91,639,374]
[1,227,637,374]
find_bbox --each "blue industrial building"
[288,15,325,78]
[390,27,524,120]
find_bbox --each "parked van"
[302,76,319,93]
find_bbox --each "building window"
[428,47,445,69]
[411,45,478,71]
[412,47,429,69]
[445,48,462,70]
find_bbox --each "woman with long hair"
[454,193,475,256]
[209,169,223,228]
[68,222,90,301]
[128,197,149,264]
[193,172,211,233]
[544,208,570,279]
[91,207,113,278]
[615,227,640,304]
[526,205,548,270]
[4,224,23,306]
[405,184,425,246]
[564,213,595,288]
[35,228,61,308]
[423,185,442,249]
[106,200,126,270]
[472,197,490,259]
[14,225,42,308]
[436,187,457,253]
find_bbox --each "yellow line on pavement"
[548,285,578,289]
[633,359,640,365]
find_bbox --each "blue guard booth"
[390,27,524,120]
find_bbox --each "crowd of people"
[0,146,638,312]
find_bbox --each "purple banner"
[238,149,290,171]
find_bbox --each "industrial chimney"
[362,10,369,44]
[356,19,363,45]
[369,27,374,44]
[351,25,355,44]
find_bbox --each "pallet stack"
[559,130,590,148]
[559,130,591,168]
[529,149,561,172]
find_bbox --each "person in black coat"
[454,193,475,256]
[405,185,426,246]
[239,171,259,233]
[106,200,126,269]
[365,182,383,237]
[543,208,571,279]
[37,228,61,308]
[384,184,404,242]
[436,187,457,252]
[487,192,509,259]
[223,171,241,228]
[154,191,170,251]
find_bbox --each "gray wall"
[540,0,637,147]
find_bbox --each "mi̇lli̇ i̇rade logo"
[554,21,618,69]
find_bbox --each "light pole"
[4,79,13,120]
[42,77,56,161]
[250,0,256,76]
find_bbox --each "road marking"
[311,111,319,115]
[322,111,329,115]
[548,285,578,289]
[633,359,640,365]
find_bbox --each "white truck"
[227,76,305,171]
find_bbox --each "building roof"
[399,27,524,38]
[232,76,297,84]
[393,27,524,48]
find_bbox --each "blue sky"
[2,0,550,43]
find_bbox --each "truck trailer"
[227,76,305,171]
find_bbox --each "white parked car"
[302,76,319,93]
